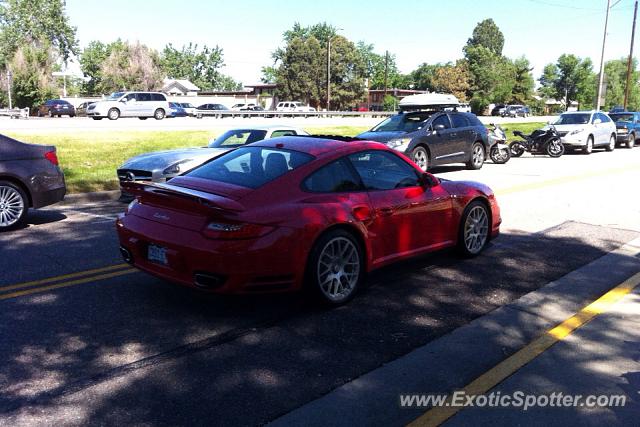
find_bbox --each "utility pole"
[624,0,638,110]
[596,0,612,111]
[7,70,12,110]
[327,37,331,111]
[383,50,389,98]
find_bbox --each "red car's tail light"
[203,221,274,240]
[44,151,59,166]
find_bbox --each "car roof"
[225,125,303,131]
[252,136,385,157]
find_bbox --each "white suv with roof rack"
[552,110,617,154]
[87,91,170,120]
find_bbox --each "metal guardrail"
[0,108,29,119]
[195,110,396,119]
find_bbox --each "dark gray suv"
[0,134,66,230]
[357,111,490,171]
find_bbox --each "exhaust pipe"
[194,272,224,289]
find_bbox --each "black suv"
[357,111,489,171]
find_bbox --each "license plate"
[148,244,168,265]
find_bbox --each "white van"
[275,101,316,112]
[87,92,170,120]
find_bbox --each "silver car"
[117,125,308,198]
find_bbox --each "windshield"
[187,147,314,189]
[554,113,590,125]
[108,92,125,100]
[370,112,432,133]
[209,129,268,148]
[609,113,633,122]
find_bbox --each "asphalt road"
[0,145,639,426]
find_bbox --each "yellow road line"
[0,263,130,293]
[496,164,640,196]
[408,271,640,427]
[0,268,137,301]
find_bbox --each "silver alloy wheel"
[607,135,615,151]
[585,136,593,154]
[548,140,563,156]
[0,185,25,228]
[627,134,635,149]
[463,205,489,254]
[472,144,484,167]
[412,148,428,171]
[108,108,120,120]
[316,237,360,302]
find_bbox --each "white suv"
[87,91,170,120]
[275,101,316,112]
[553,111,617,154]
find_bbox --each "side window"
[137,93,151,102]
[432,114,451,129]
[303,159,362,193]
[599,113,611,123]
[271,130,296,137]
[450,114,469,128]
[151,93,165,101]
[125,93,136,102]
[348,150,420,191]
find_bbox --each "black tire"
[0,180,28,231]
[605,134,615,152]
[108,108,120,120]
[626,134,635,149]
[92,117,102,120]
[456,200,490,258]
[154,109,165,120]
[411,146,429,171]
[584,135,593,154]
[510,142,525,157]
[70,114,75,118]
[546,138,565,157]
[489,145,511,164]
[139,117,148,120]
[306,229,364,306]
[466,142,485,170]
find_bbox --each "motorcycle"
[487,123,511,164]
[510,125,565,158]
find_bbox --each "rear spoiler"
[122,181,245,212]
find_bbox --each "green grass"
[4,123,543,194]
[4,126,369,193]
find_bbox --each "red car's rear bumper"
[116,214,307,294]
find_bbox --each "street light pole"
[7,70,12,110]
[596,0,612,111]
[624,0,638,110]
[327,37,331,112]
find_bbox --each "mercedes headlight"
[163,159,193,175]
[386,138,412,151]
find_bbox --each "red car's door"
[348,150,454,267]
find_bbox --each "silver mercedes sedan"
[117,125,308,198]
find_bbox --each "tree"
[465,18,504,56]
[539,54,596,110]
[0,0,77,66]
[99,41,163,92]
[272,24,367,110]
[260,65,277,84]
[355,42,408,90]
[79,40,125,95]
[603,58,640,111]
[160,43,225,90]
[431,60,471,101]
[511,56,534,103]
[410,63,439,91]
[9,42,56,109]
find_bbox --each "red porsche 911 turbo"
[116,136,501,305]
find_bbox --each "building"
[162,79,201,96]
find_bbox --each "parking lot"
[1,139,639,426]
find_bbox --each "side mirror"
[433,124,445,131]
[420,172,440,188]
[593,118,602,124]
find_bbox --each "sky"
[65,0,638,85]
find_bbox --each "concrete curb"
[59,190,122,205]
[269,237,640,427]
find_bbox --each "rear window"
[187,147,314,189]
[609,113,633,122]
